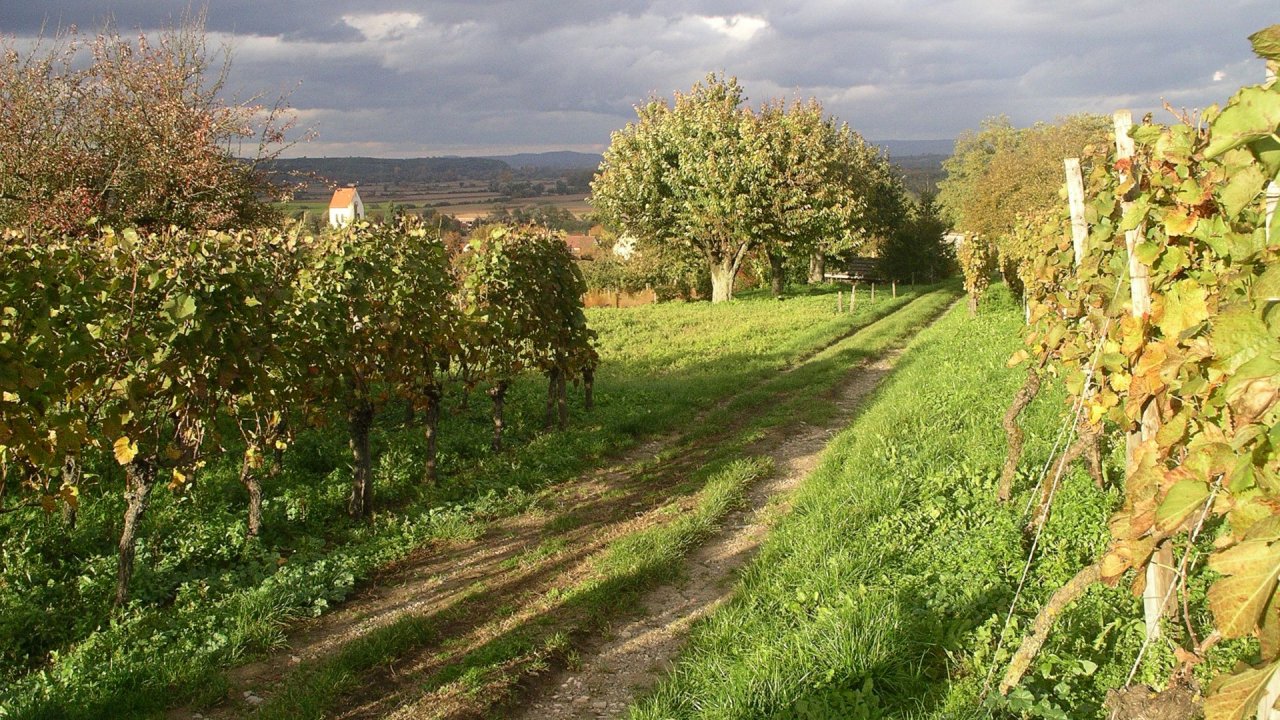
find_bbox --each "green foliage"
[956,232,997,311]
[592,74,900,302]
[937,114,1112,298]
[1000,28,1280,718]
[629,289,1115,720]
[454,224,597,386]
[3,274,917,717]
[878,192,956,283]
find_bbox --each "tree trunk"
[347,399,375,519]
[241,449,264,539]
[583,367,595,411]
[490,380,509,452]
[768,251,786,298]
[967,292,978,317]
[115,462,156,607]
[557,372,568,430]
[808,253,826,283]
[545,368,561,429]
[1000,561,1103,694]
[423,386,441,485]
[709,260,735,303]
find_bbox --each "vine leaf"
[1216,162,1269,220]
[1156,281,1209,339]
[113,436,138,465]
[1249,24,1280,61]
[1207,538,1280,638]
[1205,658,1280,720]
[1205,86,1280,160]
[1155,479,1209,533]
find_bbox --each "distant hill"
[874,139,955,157]
[266,156,510,186]
[489,151,603,170]
[890,154,949,196]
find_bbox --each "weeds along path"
[176,289,959,720]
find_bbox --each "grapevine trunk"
[115,462,156,607]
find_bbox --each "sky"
[1,1,1273,158]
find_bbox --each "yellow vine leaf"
[113,436,138,465]
[1156,480,1211,533]
[1205,658,1280,720]
[1208,538,1280,638]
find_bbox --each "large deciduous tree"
[748,101,886,297]
[936,114,1110,298]
[593,75,900,302]
[0,17,296,233]
[593,74,757,302]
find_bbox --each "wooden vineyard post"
[837,290,843,313]
[1064,158,1088,266]
[871,283,876,302]
[1114,110,1172,641]
[892,281,897,298]
[850,284,856,312]
[1268,66,1279,243]
[1261,55,1280,720]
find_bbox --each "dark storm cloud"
[1,1,1272,156]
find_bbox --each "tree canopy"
[592,74,899,301]
[0,19,296,233]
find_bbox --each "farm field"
[0,282,958,719]
[280,193,592,224]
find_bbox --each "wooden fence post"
[871,283,876,302]
[1065,158,1088,266]
[1114,110,1171,642]
[837,290,843,313]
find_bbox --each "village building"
[563,234,599,259]
[328,187,365,227]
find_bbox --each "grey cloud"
[2,1,1274,155]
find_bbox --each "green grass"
[250,458,770,720]
[0,281,948,719]
[234,287,962,720]
[626,287,1121,719]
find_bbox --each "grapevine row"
[0,220,598,604]
[993,27,1280,720]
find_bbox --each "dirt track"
[176,294,956,720]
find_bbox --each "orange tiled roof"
[329,187,358,209]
